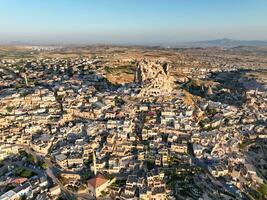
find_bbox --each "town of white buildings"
[0,48,266,200]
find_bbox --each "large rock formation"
[135,59,175,96]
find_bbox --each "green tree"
[41,162,48,170]
[6,106,13,113]
[258,183,267,197]
[27,154,36,164]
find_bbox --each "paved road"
[2,142,77,200]
[3,159,45,176]
[25,145,77,199]
[76,193,96,200]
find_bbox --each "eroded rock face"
[135,59,175,96]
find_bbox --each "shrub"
[15,168,35,178]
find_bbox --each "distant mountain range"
[1,38,267,48]
[181,38,267,48]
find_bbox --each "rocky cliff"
[135,59,175,96]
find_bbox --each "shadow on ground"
[184,69,267,106]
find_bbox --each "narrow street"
[2,142,77,200]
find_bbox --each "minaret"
[93,150,97,175]
[24,73,29,86]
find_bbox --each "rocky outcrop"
[135,59,175,96]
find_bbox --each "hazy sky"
[0,0,267,45]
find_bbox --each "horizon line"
[1,38,267,47]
